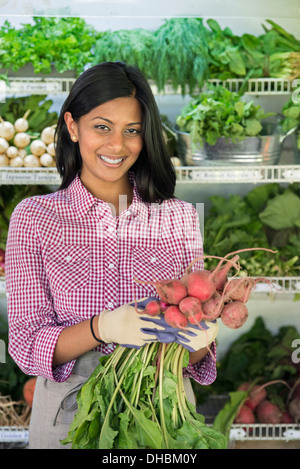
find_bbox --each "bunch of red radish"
[135,248,277,331]
[235,379,300,425]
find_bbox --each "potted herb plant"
[175,85,286,166]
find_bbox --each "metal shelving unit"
[1,76,297,97]
[0,276,299,296]
[0,75,299,449]
[175,165,300,184]
[0,164,300,185]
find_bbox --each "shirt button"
[107,302,114,309]
[107,226,114,233]
[150,257,157,263]
[65,255,72,262]
[108,263,114,269]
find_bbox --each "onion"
[0,154,9,166]
[14,132,31,148]
[46,142,56,157]
[10,156,24,167]
[24,154,41,167]
[0,118,15,141]
[0,137,9,153]
[14,109,31,132]
[40,152,54,167]
[41,125,56,145]
[30,139,46,157]
[6,145,19,159]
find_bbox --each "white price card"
[192,168,262,182]
[0,428,29,442]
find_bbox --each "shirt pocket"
[45,244,90,292]
[132,247,180,296]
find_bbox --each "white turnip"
[0,118,15,141]
[41,125,56,144]
[14,110,30,132]
[30,139,47,157]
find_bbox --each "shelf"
[0,276,299,296]
[0,426,29,444]
[1,165,300,185]
[1,77,75,96]
[175,165,300,184]
[230,423,300,442]
[151,77,296,96]
[0,77,296,97]
[0,167,61,185]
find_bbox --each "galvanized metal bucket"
[173,122,294,166]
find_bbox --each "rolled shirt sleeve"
[183,341,217,385]
[5,200,74,382]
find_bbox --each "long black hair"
[55,61,176,203]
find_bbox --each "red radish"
[202,291,224,320]
[142,300,162,316]
[179,296,203,324]
[220,301,248,329]
[186,270,216,302]
[245,385,267,411]
[281,411,294,423]
[237,382,251,392]
[224,278,253,303]
[155,279,187,305]
[135,277,187,305]
[23,377,37,408]
[256,400,283,424]
[237,382,266,410]
[164,305,188,329]
[234,405,255,424]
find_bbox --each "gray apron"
[28,350,196,449]
[29,351,104,449]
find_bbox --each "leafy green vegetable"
[259,191,300,230]
[0,17,101,75]
[281,97,300,150]
[212,391,247,439]
[62,343,227,449]
[151,18,210,95]
[207,317,300,396]
[203,183,300,277]
[92,28,155,80]
[176,85,273,146]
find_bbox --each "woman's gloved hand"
[140,315,219,353]
[98,297,186,348]
[98,297,219,351]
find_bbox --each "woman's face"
[64,96,143,193]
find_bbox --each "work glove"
[140,315,219,353]
[98,297,191,349]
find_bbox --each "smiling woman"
[5,61,218,449]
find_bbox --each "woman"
[5,62,218,449]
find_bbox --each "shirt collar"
[65,173,154,224]
[65,175,100,218]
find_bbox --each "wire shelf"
[0,77,296,98]
[175,165,300,184]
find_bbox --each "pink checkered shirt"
[5,173,216,383]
